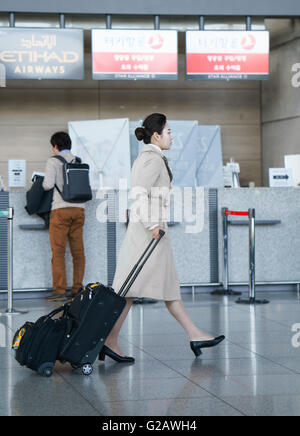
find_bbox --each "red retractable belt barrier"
[224,210,249,216]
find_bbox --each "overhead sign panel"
[92,29,178,80]
[0,28,84,80]
[186,31,269,80]
[1,1,299,17]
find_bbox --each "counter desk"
[0,187,299,296]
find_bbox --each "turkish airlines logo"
[241,34,256,50]
[148,34,164,50]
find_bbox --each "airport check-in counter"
[0,187,299,296]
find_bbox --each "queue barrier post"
[211,207,241,296]
[236,208,269,305]
[0,207,28,316]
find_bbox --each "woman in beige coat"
[99,113,225,363]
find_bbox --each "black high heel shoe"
[190,336,225,357]
[99,345,135,363]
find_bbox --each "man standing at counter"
[42,132,86,301]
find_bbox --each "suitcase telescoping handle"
[118,230,165,298]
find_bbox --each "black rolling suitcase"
[12,306,68,377]
[58,230,165,375]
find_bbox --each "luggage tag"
[12,327,26,350]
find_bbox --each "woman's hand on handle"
[151,226,165,240]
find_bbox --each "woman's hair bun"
[135,114,166,144]
[135,127,146,141]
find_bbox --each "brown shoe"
[45,293,67,302]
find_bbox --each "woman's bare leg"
[105,298,134,356]
[165,300,214,342]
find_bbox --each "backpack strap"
[52,155,81,164]
[51,156,67,196]
[52,155,67,164]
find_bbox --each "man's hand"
[151,226,164,240]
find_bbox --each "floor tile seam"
[132,349,247,416]
[158,364,247,416]
[96,394,238,405]
[91,394,229,405]
[0,355,260,371]
[156,366,293,377]
[220,338,280,351]
[115,340,194,378]
[184,376,300,403]
[220,392,300,400]
[227,341,300,348]
[125,339,256,355]
[173,372,300,382]
[151,343,300,411]
[227,340,299,375]
[117,339,253,362]
[229,306,294,328]
[216,391,300,412]
[90,375,185,381]
[235,304,297,328]
[160,356,288,365]
[56,372,105,416]
[57,364,195,408]
[117,342,206,377]
[257,317,294,328]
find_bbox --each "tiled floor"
[1,291,300,416]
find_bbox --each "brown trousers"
[49,208,85,295]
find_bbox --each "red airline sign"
[92,29,178,80]
[186,31,269,80]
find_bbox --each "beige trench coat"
[112,144,181,301]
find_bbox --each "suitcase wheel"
[43,367,53,377]
[81,363,93,376]
[38,363,53,377]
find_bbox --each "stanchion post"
[7,207,14,312]
[223,207,229,291]
[249,208,255,301]
[0,207,28,316]
[236,208,269,305]
[211,208,241,296]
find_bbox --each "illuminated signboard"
[186,31,269,80]
[92,29,178,80]
[0,28,84,80]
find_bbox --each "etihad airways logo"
[0,51,80,63]
[0,28,84,80]
[0,51,80,76]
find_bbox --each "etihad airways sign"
[0,28,84,80]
